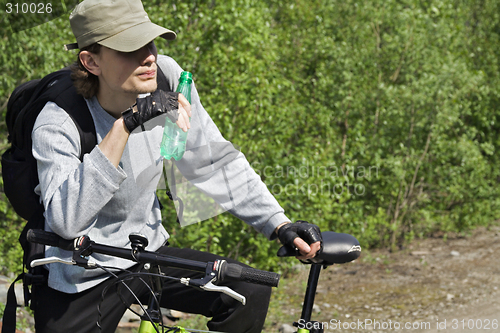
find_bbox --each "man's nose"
[141,43,157,65]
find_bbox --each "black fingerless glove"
[122,90,179,133]
[277,220,322,257]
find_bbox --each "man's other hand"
[276,221,322,260]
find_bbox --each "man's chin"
[134,82,158,95]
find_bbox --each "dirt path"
[268,225,500,332]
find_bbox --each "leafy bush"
[1,0,499,274]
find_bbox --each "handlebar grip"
[27,229,75,251]
[219,262,280,287]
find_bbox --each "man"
[31,0,322,332]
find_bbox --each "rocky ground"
[2,225,500,332]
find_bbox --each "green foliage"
[1,0,500,274]
[0,191,23,275]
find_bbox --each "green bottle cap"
[179,71,193,83]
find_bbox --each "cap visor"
[98,21,176,52]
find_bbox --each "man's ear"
[79,51,101,76]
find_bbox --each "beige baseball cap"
[65,0,176,52]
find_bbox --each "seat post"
[300,263,322,324]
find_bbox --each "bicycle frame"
[139,321,161,333]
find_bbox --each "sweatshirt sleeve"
[157,56,289,239]
[32,102,127,239]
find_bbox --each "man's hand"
[121,90,191,133]
[175,93,191,132]
[276,221,322,260]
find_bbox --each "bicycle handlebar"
[27,229,280,288]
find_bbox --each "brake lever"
[30,256,97,269]
[178,260,247,305]
[180,277,246,305]
[201,281,246,305]
[31,257,75,267]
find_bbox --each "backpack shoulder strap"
[50,72,96,159]
[157,66,172,93]
[9,69,97,158]
[1,274,24,333]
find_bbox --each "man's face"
[95,41,159,98]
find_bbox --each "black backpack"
[1,68,97,333]
[0,67,172,333]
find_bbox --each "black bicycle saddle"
[277,231,361,266]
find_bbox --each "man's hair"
[70,43,102,99]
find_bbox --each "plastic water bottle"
[160,71,192,160]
